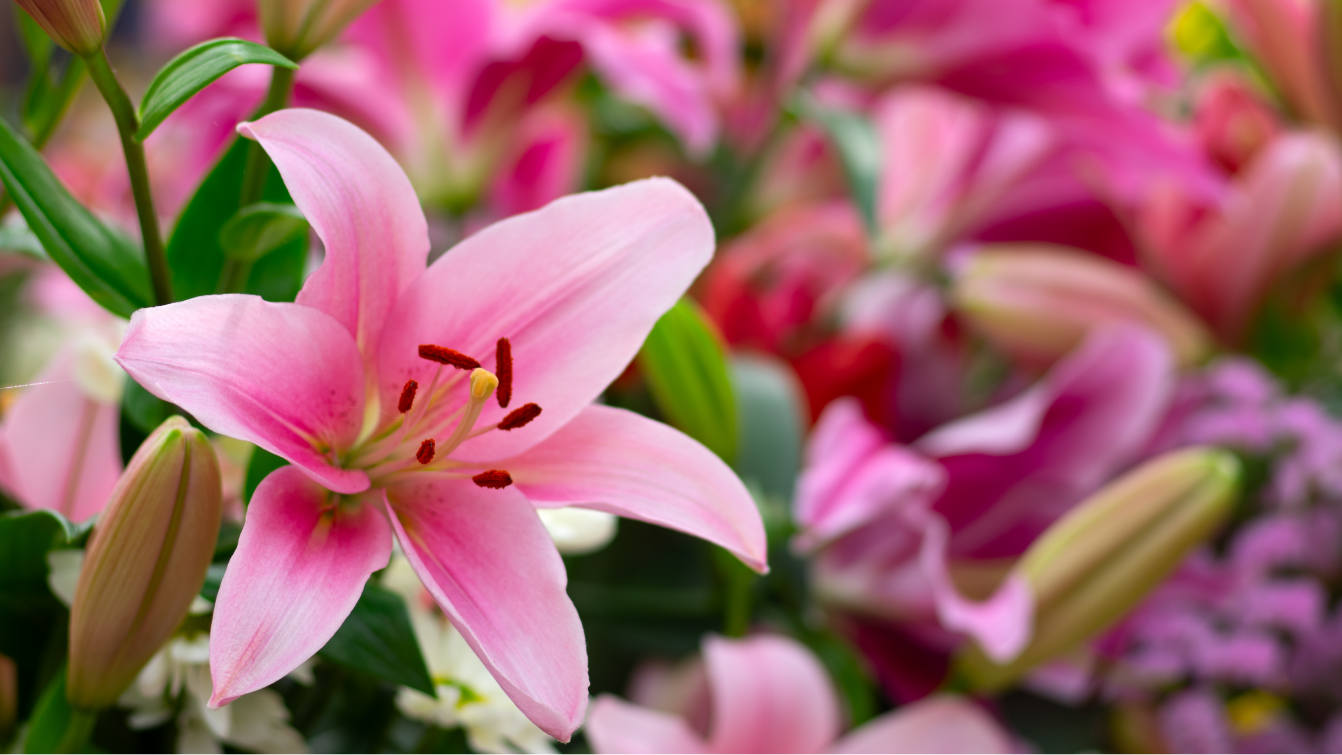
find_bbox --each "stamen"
[436,368,499,458]
[416,439,436,464]
[398,380,418,414]
[472,470,513,489]
[496,338,513,408]
[469,368,499,401]
[419,345,481,370]
[499,403,542,431]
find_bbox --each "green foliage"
[220,202,308,262]
[21,671,96,753]
[166,137,307,302]
[637,299,738,462]
[0,117,153,318]
[136,40,297,141]
[319,583,436,696]
[794,92,882,233]
[729,355,807,507]
[0,219,46,260]
[243,447,288,503]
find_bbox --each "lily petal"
[831,694,1013,753]
[115,295,370,494]
[239,108,429,358]
[377,178,714,462]
[209,466,392,706]
[385,476,588,741]
[0,349,120,522]
[585,695,708,754]
[703,635,842,754]
[507,405,768,572]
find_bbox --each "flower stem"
[83,51,172,306]
[54,708,97,753]
[219,66,296,293]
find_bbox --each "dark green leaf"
[0,118,152,317]
[21,670,95,753]
[795,93,882,233]
[243,447,288,504]
[320,583,435,696]
[199,562,226,602]
[220,202,308,262]
[136,39,297,141]
[637,299,737,462]
[120,377,172,434]
[0,509,85,599]
[729,355,806,504]
[14,9,53,63]
[167,137,305,302]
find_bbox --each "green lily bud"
[258,0,382,60]
[957,447,1240,691]
[13,0,107,56]
[67,417,222,710]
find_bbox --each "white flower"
[383,557,554,754]
[537,507,618,556]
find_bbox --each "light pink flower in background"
[0,268,124,523]
[1193,68,1282,175]
[797,325,1174,677]
[586,634,1013,754]
[114,109,766,740]
[1218,0,1331,126]
[1134,130,1342,342]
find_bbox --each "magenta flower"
[586,634,1013,753]
[114,109,766,740]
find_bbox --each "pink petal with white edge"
[585,695,708,754]
[115,295,370,494]
[0,350,120,522]
[703,634,842,754]
[209,466,392,706]
[239,109,429,358]
[920,514,1034,663]
[376,178,714,462]
[831,695,1014,753]
[385,476,588,741]
[506,405,768,572]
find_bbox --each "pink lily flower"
[114,109,766,740]
[1134,130,1342,343]
[1218,0,1332,126]
[0,268,124,523]
[795,325,1174,688]
[586,634,1013,753]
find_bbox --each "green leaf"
[220,202,308,262]
[14,9,53,63]
[0,509,86,600]
[0,118,152,318]
[243,447,288,504]
[729,355,806,504]
[0,217,47,260]
[320,583,435,696]
[121,377,172,434]
[21,670,96,753]
[795,93,882,234]
[167,137,306,302]
[637,299,738,462]
[136,39,297,141]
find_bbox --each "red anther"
[496,337,513,408]
[472,469,513,489]
[416,439,436,465]
[398,380,418,414]
[498,403,542,431]
[418,344,481,370]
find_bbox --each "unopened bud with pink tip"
[951,244,1213,369]
[258,0,382,60]
[67,416,222,710]
[956,447,1240,691]
[12,0,106,55]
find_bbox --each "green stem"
[220,66,296,293]
[83,51,172,306]
[54,709,97,753]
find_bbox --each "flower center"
[353,337,542,488]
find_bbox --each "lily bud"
[957,447,1240,691]
[67,417,222,709]
[13,0,107,56]
[258,0,382,60]
[951,245,1213,369]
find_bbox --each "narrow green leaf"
[637,299,738,462]
[729,355,806,504]
[0,218,47,260]
[220,202,308,262]
[795,93,882,234]
[243,447,288,504]
[320,583,435,696]
[13,9,52,63]
[136,39,297,141]
[121,377,172,434]
[0,117,152,318]
[167,137,306,302]
[0,510,84,599]
[21,670,96,753]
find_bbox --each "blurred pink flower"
[114,110,765,739]
[586,634,1013,753]
[1134,130,1342,342]
[795,325,1174,694]
[1193,68,1282,175]
[1219,0,1331,126]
